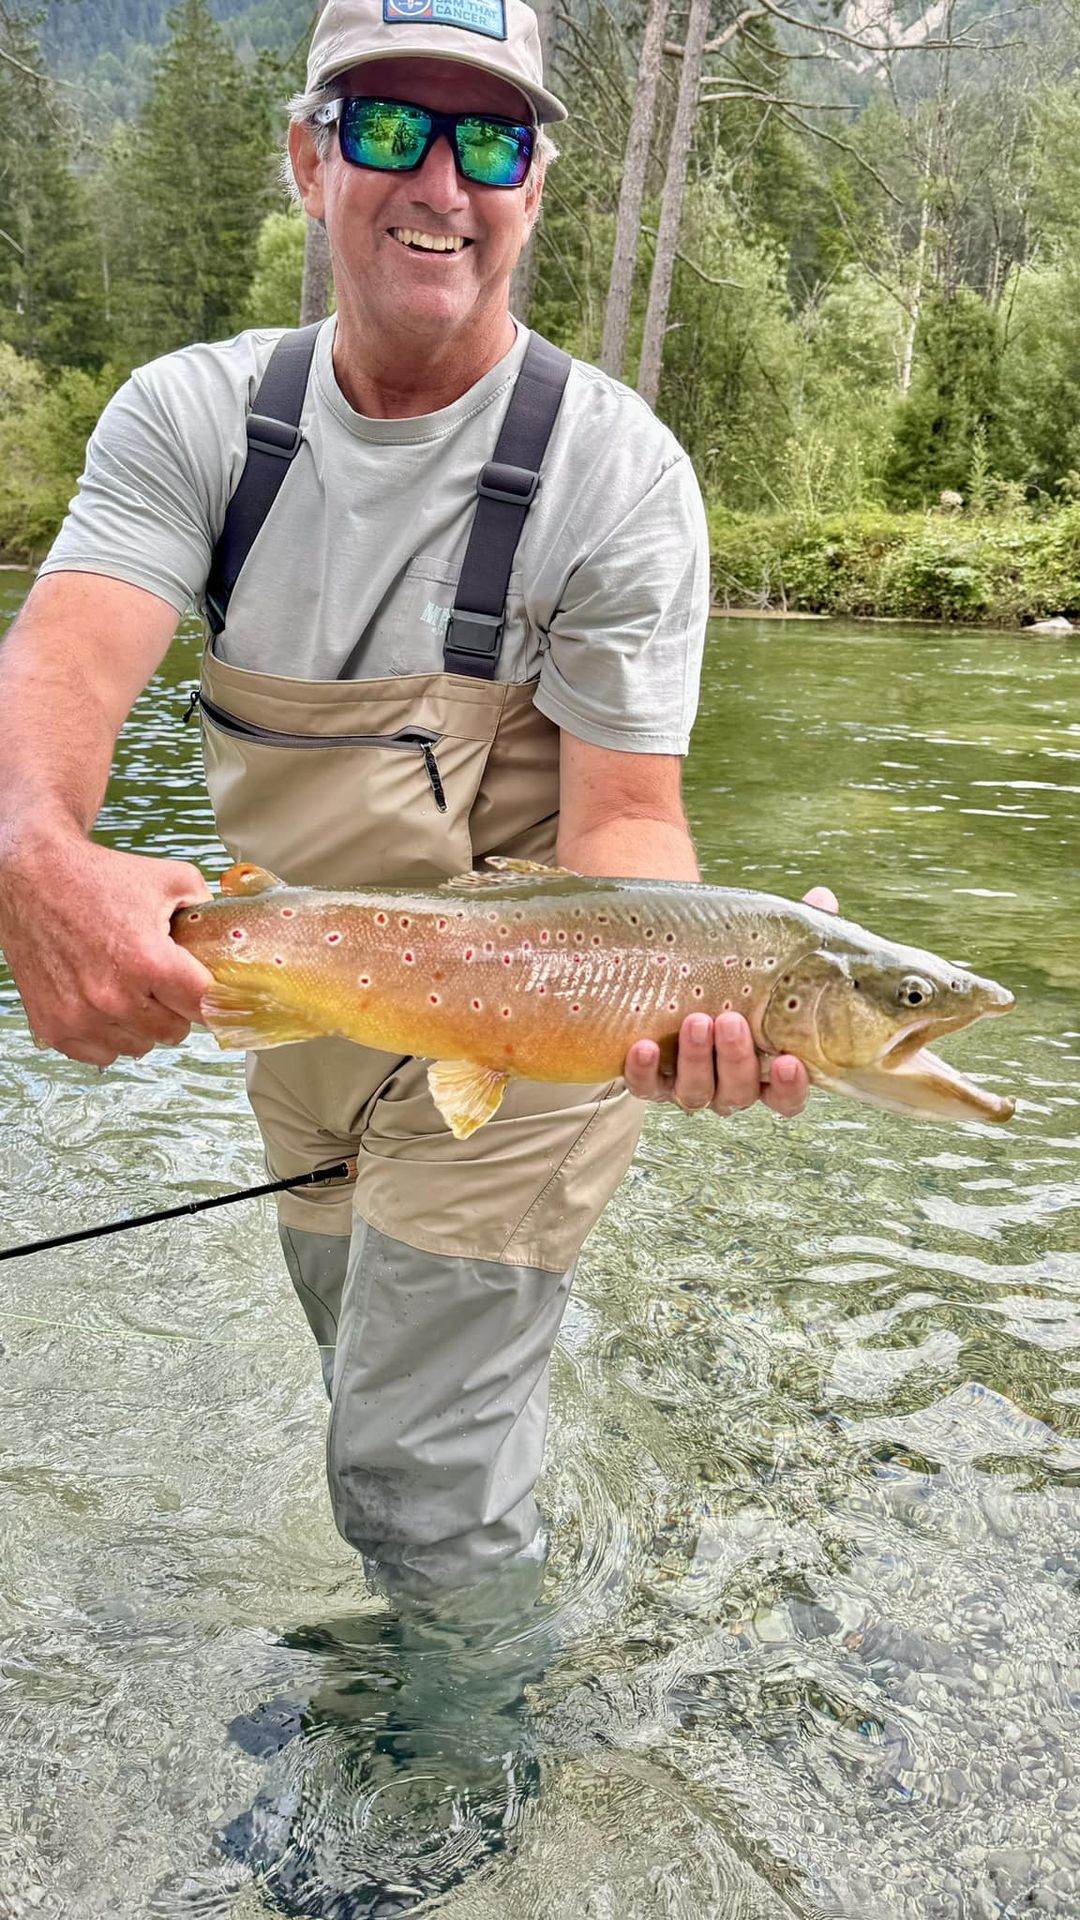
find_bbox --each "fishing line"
[0,1159,357,1263]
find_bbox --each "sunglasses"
[313,96,536,190]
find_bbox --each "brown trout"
[171,860,1016,1137]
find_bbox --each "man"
[0,0,828,1595]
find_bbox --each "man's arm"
[0,572,213,1067]
[556,732,833,1119]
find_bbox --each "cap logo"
[383,0,508,40]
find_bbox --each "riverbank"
[709,505,1080,627]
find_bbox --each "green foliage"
[244,207,306,327]
[885,288,1002,507]
[0,343,119,556]
[102,0,280,367]
[708,503,1080,626]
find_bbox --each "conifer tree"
[106,0,277,366]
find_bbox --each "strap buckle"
[477,461,538,506]
[444,609,502,658]
[246,414,303,460]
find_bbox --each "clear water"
[2,581,1078,1919]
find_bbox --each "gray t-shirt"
[42,319,710,754]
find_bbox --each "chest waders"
[198,327,643,1588]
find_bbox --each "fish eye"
[897,974,934,1008]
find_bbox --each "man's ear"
[522,163,544,242]
[289,119,326,222]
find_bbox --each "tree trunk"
[299,0,332,326]
[509,0,556,323]
[299,214,332,326]
[636,0,709,409]
[599,0,669,378]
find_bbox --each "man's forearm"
[556,813,700,882]
[0,573,179,850]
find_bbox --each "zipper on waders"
[186,689,448,814]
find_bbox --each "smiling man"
[0,0,825,1601]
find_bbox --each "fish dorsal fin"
[200,983,326,1051]
[427,1060,510,1138]
[438,858,580,893]
[219,863,283,897]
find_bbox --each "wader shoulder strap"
[443,331,572,680]
[204,323,322,637]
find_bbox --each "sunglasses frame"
[312,95,537,190]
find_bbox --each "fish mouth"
[816,998,1017,1125]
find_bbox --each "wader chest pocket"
[192,691,447,813]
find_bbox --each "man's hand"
[623,885,840,1120]
[0,828,214,1068]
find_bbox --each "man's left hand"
[622,885,839,1120]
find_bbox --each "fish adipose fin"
[219,863,283,897]
[200,983,327,1051]
[439,858,579,892]
[428,1060,511,1138]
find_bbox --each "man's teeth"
[391,228,467,252]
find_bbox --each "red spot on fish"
[399,916,410,929]
[570,1004,581,1014]
[537,985,546,995]
[503,954,512,965]
[375,912,387,926]
[464,949,474,961]
[723,1000,732,1011]
[359,975,371,987]
[403,951,415,964]
[437,917,448,931]
[522,940,532,953]
[472,999,482,1011]
[540,930,550,943]
[668,1000,678,1012]
[430,993,440,1005]
[694,986,704,998]
[188,912,202,923]
[281,908,295,920]
[653,954,667,965]
[230,928,243,940]
[725,956,737,967]
[326,932,342,944]
[502,1007,511,1018]
[273,956,285,967]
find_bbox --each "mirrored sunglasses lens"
[342,100,428,169]
[457,118,533,186]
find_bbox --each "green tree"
[105,0,278,367]
[244,206,308,327]
[0,5,107,367]
[884,287,1002,507]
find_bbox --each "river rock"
[1027,617,1075,634]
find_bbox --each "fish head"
[759,936,1016,1124]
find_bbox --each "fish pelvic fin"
[439,858,579,892]
[200,983,327,1051]
[427,1060,511,1138]
[219,863,283,897]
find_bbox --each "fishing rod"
[0,1159,357,1263]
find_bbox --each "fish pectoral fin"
[438,858,580,892]
[427,1060,511,1138]
[218,863,284,897]
[200,983,326,1051]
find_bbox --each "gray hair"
[282,82,558,199]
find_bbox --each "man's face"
[290,56,543,343]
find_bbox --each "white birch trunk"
[599,0,670,378]
[636,0,710,408]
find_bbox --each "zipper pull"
[420,742,448,814]
[182,686,201,726]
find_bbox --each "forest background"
[3,0,1080,624]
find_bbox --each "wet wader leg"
[327,1218,575,1590]
[278,1227,350,1398]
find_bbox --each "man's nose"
[411,133,470,210]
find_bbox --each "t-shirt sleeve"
[534,452,710,756]
[38,349,248,614]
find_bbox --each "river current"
[1,584,1078,1919]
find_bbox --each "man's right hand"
[0,828,214,1067]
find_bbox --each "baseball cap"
[306,0,567,125]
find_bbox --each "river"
[1,577,1078,1919]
